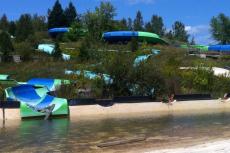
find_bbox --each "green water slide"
[180,44,209,51]
[138,32,168,44]
[5,78,70,118]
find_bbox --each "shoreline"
[1,99,230,120]
[144,139,230,153]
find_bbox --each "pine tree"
[0,14,9,31]
[150,15,165,36]
[133,10,143,31]
[145,22,152,32]
[119,18,128,30]
[0,31,14,61]
[172,21,189,42]
[48,0,66,29]
[8,21,16,36]
[16,14,34,42]
[127,18,133,30]
[32,14,47,31]
[64,2,77,26]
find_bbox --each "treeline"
[0,0,230,44]
[0,0,190,43]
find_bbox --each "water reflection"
[1,113,230,152]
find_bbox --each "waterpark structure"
[1,76,70,118]
[48,27,87,37]
[102,31,168,44]
[1,27,230,120]
[37,44,71,61]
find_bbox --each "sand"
[145,139,230,153]
[2,99,230,120]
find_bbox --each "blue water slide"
[35,95,54,109]
[103,31,138,42]
[208,45,230,52]
[27,78,55,91]
[11,84,43,104]
[48,27,69,34]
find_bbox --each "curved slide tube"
[65,70,113,85]
[5,78,69,118]
[37,44,71,61]
[103,31,168,44]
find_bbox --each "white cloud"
[185,25,209,35]
[185,25,215,45]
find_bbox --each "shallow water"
[1,113,230,152]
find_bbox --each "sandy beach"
[2,99,230,120]
[145,139,230,153]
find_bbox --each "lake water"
[1,113,230,152]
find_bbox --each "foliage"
[65,21,83,41]
[0,14,9,32]
[14,42,33,61]
[210,13,230,44]
[146,15,165,36]
[180,67,214,93]
[0,31,14,61]
[48,0,66,29]
[131,60,165,97]
[64,2,77,26]
[78,37,95,61]
[129,37,139,52]
[32,14,47,31]
[133,10,144,31]
[16,14,34,42]
[117,18,128,30]
[52,42,63,60]
[172,21,189,43]
[127,18,133,30]
[83,1,116,40]
[8,21,16,36]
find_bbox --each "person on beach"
[168,93,177,105]
[219,93,230,103]
[161,94,176,105]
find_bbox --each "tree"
[0,14,9,32]
[78,37,91,61]
[0,31,14,61]
[84,11,101,40]
[8,21,16,36]
[16,14,34,42]
[150,15,165,36]
[95,1,116,31]
[64,2,77,26]
[133,10,143,31]
[32,14,47,31]
[119,18,128,30]
[165,30,174,40]
[127,18,133,30]
[84,2,116,40]
[66,21,83,41]
[48,0,66,29]
[190,36,196,45]
[145,22,152,32]
[52,42,63,60]
[210,13,230,44]
[172,21,189,42]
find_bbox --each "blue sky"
[1,0,230,44]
